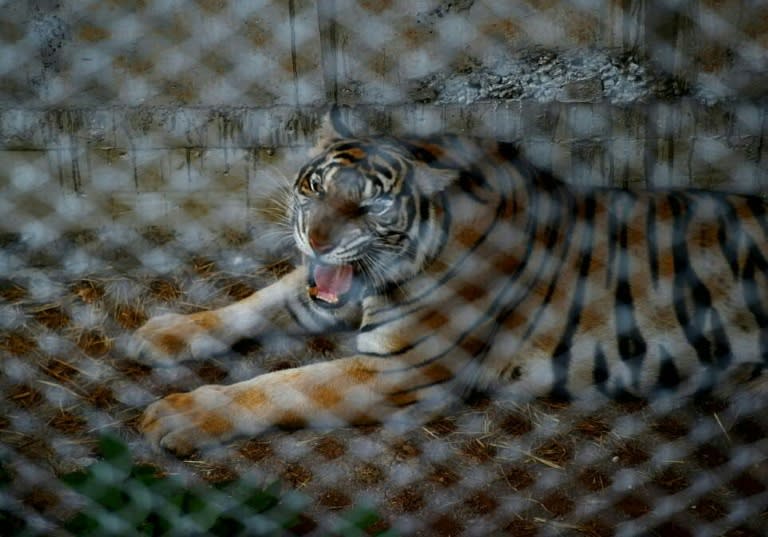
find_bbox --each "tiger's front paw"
[133,312,229,365]
[140,386,240,455]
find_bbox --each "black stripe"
[531,167,564,192]
[657,346,682,391]
[376,146,405,169]
[366,150,540,323]
[331,142,363,154]
[746,195,768,240]
[529,199,569,303]
[380,190,542,374]
[388,194,422,264]
[614,192,646,391]
[496,141,522,162]
[287,299,360,334]
[384,376,456,400]
[415,195,433,250]
[669,194,732,371]
[646,198,659,285]
[512,154,564,192]
[334,151,365,162]
[362,188,506,329]
[549,195,596,400]
[360,192,454,328]
[296,158,325,182]
[593,344,611,396]
[357,334,431,358]
[717,197,741,278]
[380,181,579,391]
[377,170,574,378]
[606,191,636,286]
[514,188,578,346]
[362,169,385,192]
[458,170,492,203]
[400,140,440,164]
[371,162,393,181]
[285,301,315,332]
[491,189,581,381]
[742,244,768,366]
[288,296,345,333]
[466,187,551,380]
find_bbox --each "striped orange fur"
[135,112,767,453]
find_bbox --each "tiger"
[135,110,768,454]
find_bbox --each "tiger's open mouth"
[308,263,357,307]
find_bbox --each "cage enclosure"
[1,1,767,536]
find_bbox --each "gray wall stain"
[0,1,766,231]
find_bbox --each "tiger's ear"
[310,106,353,156]
[412,162,460,196]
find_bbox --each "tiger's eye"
[309,174,323,193]
[366,197,393,215]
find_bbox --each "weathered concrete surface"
[0,103,765,232]
[1,0,325,106]
[3,1,767,107]
[0,1,766,231]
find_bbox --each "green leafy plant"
[0,460,31,536]
[61,435,392,537]
[61,435,299,536]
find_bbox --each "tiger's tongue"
[312,264,354,303]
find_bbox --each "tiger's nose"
[309,233,334,254]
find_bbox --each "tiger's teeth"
[319,294,339,304]
[309,286,339,304]
[312,264,354,304]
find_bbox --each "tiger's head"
[292,112,457,308]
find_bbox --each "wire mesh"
[1,1,767,535]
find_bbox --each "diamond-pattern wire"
[1,0,767,536]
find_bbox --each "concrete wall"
[5,1,767,106]
[0,0,766,232]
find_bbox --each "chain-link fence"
[1,1,767,535]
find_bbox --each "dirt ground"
[0,227,767,536]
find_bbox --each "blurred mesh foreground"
[1,1,767,535]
